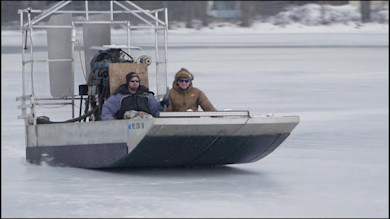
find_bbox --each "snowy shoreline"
[2,22,389,50]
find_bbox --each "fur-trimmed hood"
[172,68,194,93]
[167,68,216,112]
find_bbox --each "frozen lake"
[1,29,389,217]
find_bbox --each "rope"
[76,40,87,83]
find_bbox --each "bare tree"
[360,1,371,23]
[199,1,208,27]
[185,1,193,28]
[241,1,254,27]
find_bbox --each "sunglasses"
[130,80,139,83]
[179,79,190,83]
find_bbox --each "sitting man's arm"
[148,94,164,117]
[101,94,122,120]
[198,90,217,112]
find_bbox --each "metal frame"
[17,1,169,127]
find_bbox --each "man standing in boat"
[167,68,216,112]
[101,72,163,120]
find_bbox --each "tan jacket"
[167,68,216,112]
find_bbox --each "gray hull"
[25,115,299,168]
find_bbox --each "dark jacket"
[101,84,163,120]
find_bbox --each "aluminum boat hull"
[25,115,299,168]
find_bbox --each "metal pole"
[28,1,71,26]
[110,1,114,21]
[20,10,26,99]
[71,25,76,118]
[164,8,169,91]
[124,1,166,26]
[24,29,28,50]
[154,11,159,98]
[27,7,38,146]
[20,9,28,130]
[127,21,131,55]
[85,0,89,20]
[114,1,154,26]
[27,8,36,113]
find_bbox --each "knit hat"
[174,68,194,81]
[126,72,140,84]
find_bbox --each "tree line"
[1,1,373,28]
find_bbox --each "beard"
[128,85,139,93]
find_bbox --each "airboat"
[16,1,299,168]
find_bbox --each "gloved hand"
[160,98,169,106]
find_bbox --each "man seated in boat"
[101,72,163,120]
[167,68,216,112]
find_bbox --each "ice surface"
[1,5,389,218]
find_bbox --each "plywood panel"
[108,63,149,95]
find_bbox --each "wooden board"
[108,63,149,95]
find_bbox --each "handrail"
[123,1,166,26]
[158,111,250,118]
[28,1,71,26]
[113,1,154,26]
